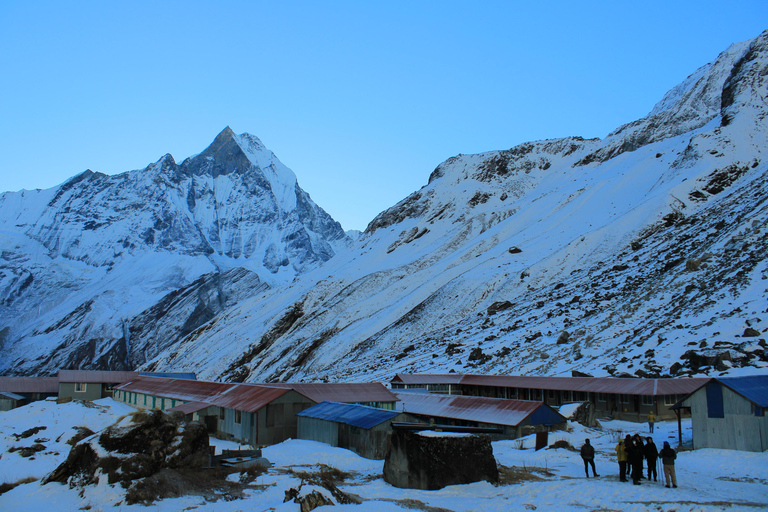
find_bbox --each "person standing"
[632,434,645,477]
[644,437,659,482]
[615,439,628,482]
[629,438,644,485]
[660,441,678,488]
[648,410,656,433]
[580,438,599,477]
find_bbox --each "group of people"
[580,434,678,488]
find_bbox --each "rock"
[686,258,702,271]
[571,370,592,378]
[487,301,513,315]
[383,430,498,490]
[744,328,761,337]
[556,331,570,344]
[508,246,522,254]
[299,490,334,512]
[44,409,209,487]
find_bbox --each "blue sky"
[0,1,765,231]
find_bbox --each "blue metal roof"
[719,375,768,407]
[297,401,400,429]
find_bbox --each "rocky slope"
[144,31,768,383]
[3,31,767,381]
[0,129,349,374]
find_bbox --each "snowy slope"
[144,31,768,383]
[3,32,768,382]
[0,128,349,374]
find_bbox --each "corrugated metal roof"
[391,374,464,385]
[719,375,768,407]
[115,376,233,403]
[298,401,401,429]
[0,391,26,401]
[115,377,291,412]
[213,385,291,413]
[167,401,213,414]
[139,372,197,380]
[394,391,562,427]
[0,376,59,393]
[58,370,138,383]
[392,374,707,396]
[262,382,398,404]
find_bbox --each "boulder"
[383,430,498,490]
[44,409,209,487]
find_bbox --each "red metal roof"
[213,385,292,413]
[392,374,708,396]
[115,376,232,403]
[391,373,464,385]
[115,377,292,413]
[58,370,138,383]
[395,391,555,427]
[166,401,212,414]
[261,382,398,404]
[0,376,59,393]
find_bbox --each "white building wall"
[686,385,768,452]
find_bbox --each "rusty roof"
[213,385,292,413]
[0,376,59,393]
[392,374,708,396]
[391,373,464,385]
[115,377,294,412]
[261,382,398,404]
[394,391,562,427]
[115,376,232,403]
[166,401,214,414]
[58,370,138,383]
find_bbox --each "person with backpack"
[580,438,599,477]
[644,437,659,482]
[660,441,678,488]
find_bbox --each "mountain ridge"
[2,30,767,381]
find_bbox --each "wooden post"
[676,408,682,447]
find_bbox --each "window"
[664,394,677,406]
[531,389,542,401]
[597,393,606,402]
[220,408,225,420]
[548,390,556,400]
[235,410,242,424]
[75,383,87,393]
[507,388,518,399]
[752,404,764,417]
[619,394,630,404]
[641,395,653,406]
[562,390,573,402]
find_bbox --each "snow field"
[1,399,767,511]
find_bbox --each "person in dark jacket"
[660,441,678,488]
[615,439,628,482]
[632,434,645,477]
[628,438,644,485]
[580,438,599,477]
[644,437,659,482]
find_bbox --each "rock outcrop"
[44,409,209,487]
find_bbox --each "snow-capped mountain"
[3,31,768,382]
[136,31,768,383]
[0,128,349,374]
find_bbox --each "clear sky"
[0,2,765,231]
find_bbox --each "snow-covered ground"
[1,399,766,511]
